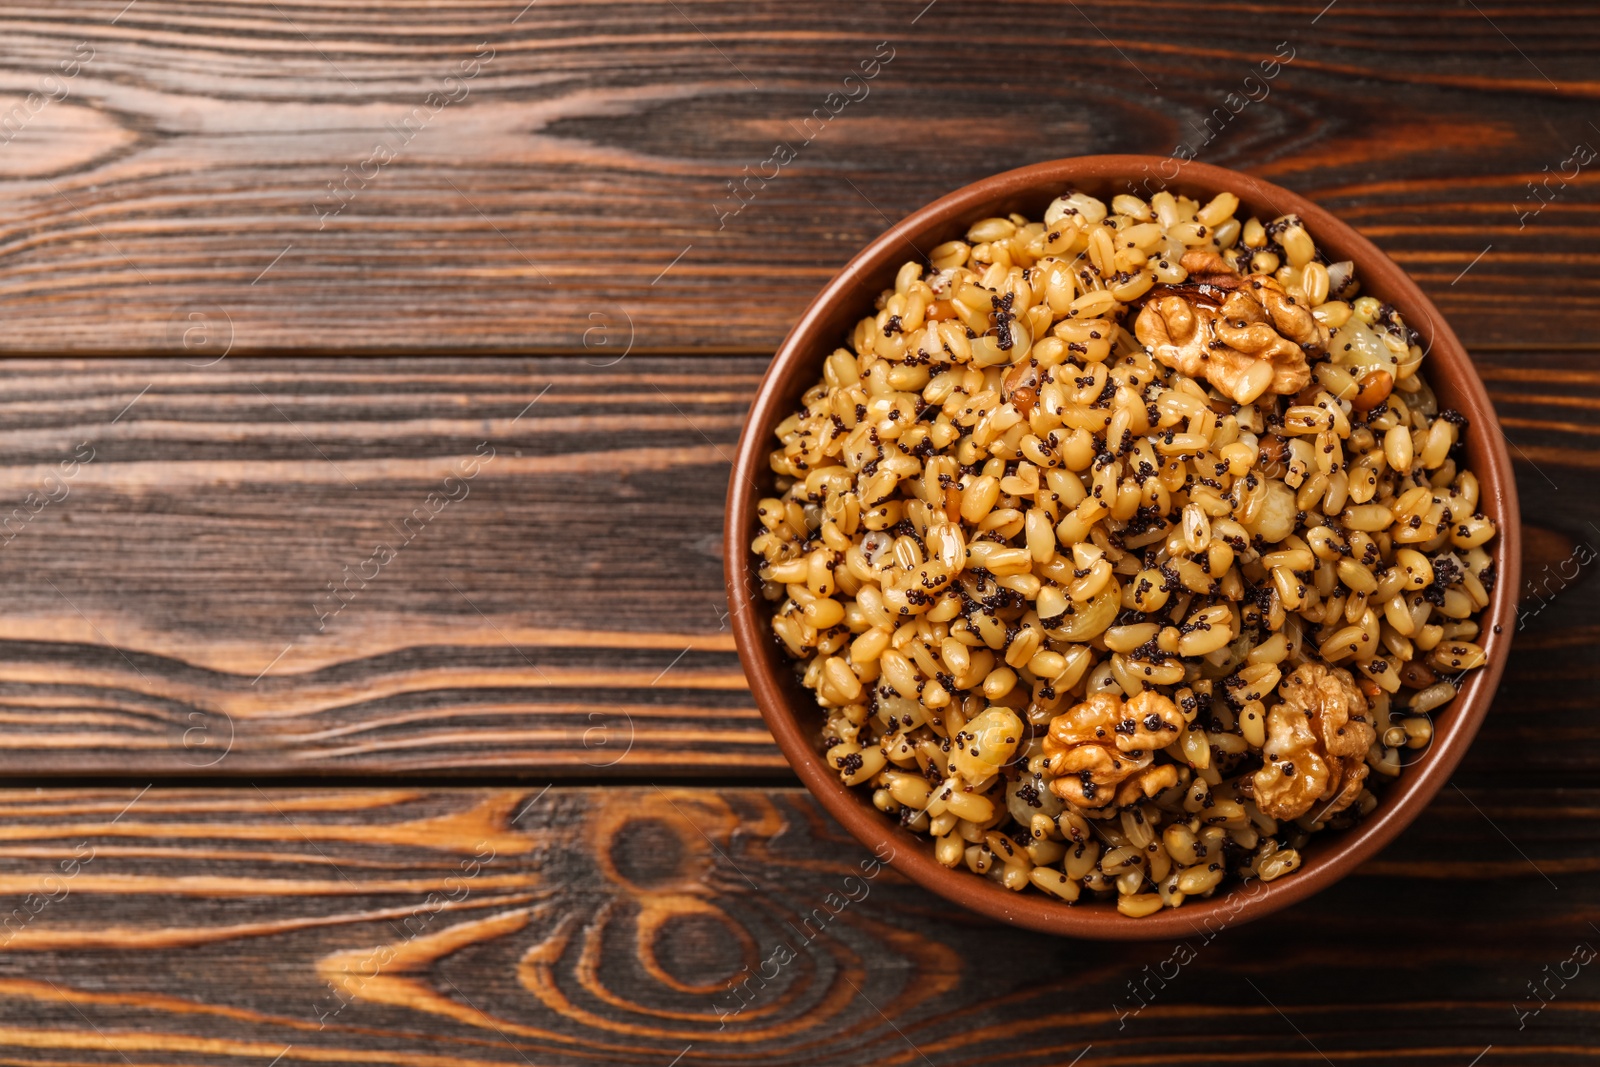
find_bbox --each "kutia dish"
[726,157,1518,938]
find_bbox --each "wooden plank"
[0,785,1592,1065]
[0,355,769,775]
[0,2,1596,353]
[0,352,1592,778]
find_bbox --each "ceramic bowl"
[724,155,1520,939]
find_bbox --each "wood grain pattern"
[0,2,1596,352]
[0,352,1586,777]
[0,786,1593,1066]
[0,356,769,775]
[0,2,1597,1057]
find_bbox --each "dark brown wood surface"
[0,1,1598,1064]
[0,355,1587,780]
[0,353,1587,777]
[0,1,1595,353]
[0,786,1594,1065]
[0,356,772,776]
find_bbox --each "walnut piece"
[1134,273,1327,405]
[1043,691,1181,808]
[1114,763,1181,807]
[1253,664,1376,821]
[1178,249,1240,283]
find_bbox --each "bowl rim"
[723,154,1521,940]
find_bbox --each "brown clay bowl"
[724,155,1520,940]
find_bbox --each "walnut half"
[1253,663,1376,821]
[1043,690,1182,808]
[1134,270,1326,405]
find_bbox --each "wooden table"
[0,2,1595,1063]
